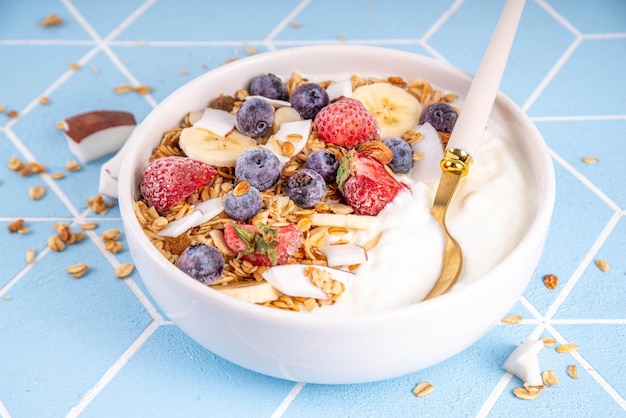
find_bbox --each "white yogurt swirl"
[318,125,533,314]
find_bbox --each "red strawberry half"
[336,149,409,216]
[314,97,378,149]
[223,222,303,266]
[140,156,217,211]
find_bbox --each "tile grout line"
[270,382,306,418]
[0,400,10,418]
[543,210,621,320]
[545,324,626,410]
[534,0,582,38]
[65,320,162,418]
[520,36,581,113]
[102,0,157,43]
[60,0,158,108]
[264,0,312,42]
[549,148,622,212]
[422,0,464,43]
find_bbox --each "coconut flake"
[193,108,236,137]
[323,244,367,267]
[194,197,224,218]
[326,79,353,101]
[245,95,292,108]
[262,264,354,300]
[502,340,544,387]
[409,122,445,183]
[157,211,204,238]
[264,119,311,165]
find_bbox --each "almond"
[355,141,393,165]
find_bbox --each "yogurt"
[318,125,533,313]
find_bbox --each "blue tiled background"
[1,1,625,417]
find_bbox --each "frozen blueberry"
[235,147,281,191]
[235,97,274,137]
[177,243,224,285]
[419,102,458,133]
[285,169,326,209]
[383,137,414,174]
[306,149,339,183]
[223,182,263,221]
[249,73,289,101]
[289,83,329,120]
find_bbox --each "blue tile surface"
[1,1,625,417]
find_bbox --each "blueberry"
[419,102,458,133]
[223,182,263,221]
[235,97,274,137]
[249,73,288,101]
[289,83,329,120]
[235,147,281,191]
[383,137,414,174]
[305,149,339,183]
[285,169,326,209]
[177,243,224,285]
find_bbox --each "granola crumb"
[6,110,19,118]
[26,248,35,264]
[542,370,559,386]
[66,263,89,278]
[38,96,50,105]
[513,387,541,400]
[69,63,80,72]
[114,84,134,94]
[289,21,301,28]
[541,337,556,346]
[135,85,153,95]
[115,263,135,278]
[8,219,25,233]
[66,160,82,172]
[543,273,558,290]
[28,185,46,200]
[581,156,599,164]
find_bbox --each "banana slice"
[352,83,422,139]
[211,281,280,304]
[179,126,256,167]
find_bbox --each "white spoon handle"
[446,0,525,158]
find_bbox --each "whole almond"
[356,141,393,165]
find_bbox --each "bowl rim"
[118,44,556,326]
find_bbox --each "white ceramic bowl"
[118,45,555,384]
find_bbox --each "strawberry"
[314,97,378,149]
[223,222,303,266]
[140,156,217,212]
[336,149,409,216]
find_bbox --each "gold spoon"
[424,0,526,300]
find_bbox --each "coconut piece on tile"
[501,340,544,387]
[63,110,136,163]
[192,108,236,137]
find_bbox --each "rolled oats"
[66,160,82,172]
[114,84,134,94]
[501,314,522,324]
[541,337,556,347]
[48,235,66,252]
[8,156,23,171]
[567,364,578,379]
[40,14,63,27]
[594,259,610,272]
[66,263,88,278]
[556,343,578,353]
[28,186,46,200]
[513,387,540,400]
[115,263,135,278]
[542,370,559,386]
[412,382,434,397]
[26,248,35,264]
